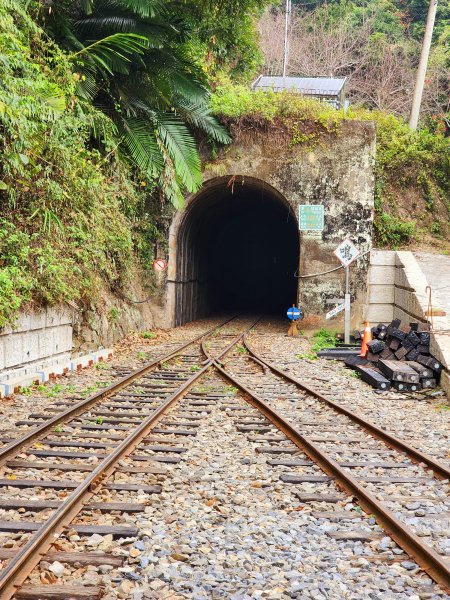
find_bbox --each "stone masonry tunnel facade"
[164,121,376,329]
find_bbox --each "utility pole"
[409,0,438,130]
[282,0,292,77]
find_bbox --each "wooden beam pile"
[345,319,442,391]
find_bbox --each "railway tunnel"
[173,176,299,326]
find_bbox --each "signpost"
[299,205,324,231]
[326,302,345,320]
[287,306,302,320]
[333,239,360,267]
[325,297,345,305]
[333,239,360,343]
[152,259,167,272]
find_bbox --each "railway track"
[203,331,450,592]
[0,316,258,600]
[0,316,449,597]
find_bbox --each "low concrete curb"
[0,348,113,398]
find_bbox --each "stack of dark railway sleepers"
[345,319,442,391]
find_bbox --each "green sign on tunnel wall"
[298,205,324,231]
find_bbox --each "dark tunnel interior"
[175,178,299,325]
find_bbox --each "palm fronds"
[112,0,164,19]
[118,116,164,178]
[70,33,148,75]
[39,0,231,207]
[176,98,232,144]
[156,115,202,193]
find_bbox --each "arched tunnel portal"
[172,176,300,326]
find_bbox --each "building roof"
[251,76,346,97]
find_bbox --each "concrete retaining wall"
[0,306,116,397]
[365,250,450,396]
[365,250,396,324]
[0,271,156,394]
[0,307,73,383]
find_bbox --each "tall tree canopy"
[38,0,231,207]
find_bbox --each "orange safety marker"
[288,320,299,337]
[359,322,372,357]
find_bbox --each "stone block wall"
[0,269,158,389]
[365,250,450,395]
[0,307,73,383]
[72,272,157,353]
[167,120,377,328]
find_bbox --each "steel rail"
[0,316,236,468]
[0,361,213,599]
[243,335,450,481]
[201,317,262,364]
[0,317,255,598]
[213,360,450,592]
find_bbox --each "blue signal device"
[287,306,303,321]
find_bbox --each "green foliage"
[296,329,338,360]
[236,344,248,354]
[70,33,150,76]
[373,213,416,248]
[212,82,344,149]
[295,351,319,361]
[223,385,238,395]
[430,221,442,236]
[177,0,272,78]
[95,361,110,370]
[1,0,448,330]
[311,329,338,353]
[79,384,102,396]
[292,0,450,42]
[18,386,33,396]
[0,0,147,326]
[355,111,450,192]
[140,330,157,339]
[45,383,71,398]
[211,82,341,125]
[346,370,361,378]
[108,307,120,323]
[39,0,231,208]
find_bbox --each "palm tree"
[39,0,230,207]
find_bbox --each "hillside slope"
[0,1,156,330]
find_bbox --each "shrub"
[374,213,416,248]
[0,0,143,326]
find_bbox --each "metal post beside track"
[344,265,351,344]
